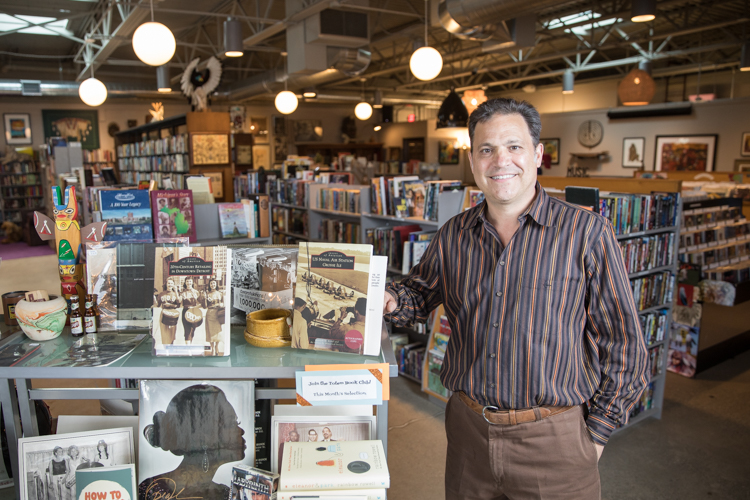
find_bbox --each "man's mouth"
[490,174,516,180]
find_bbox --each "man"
[321,427,335,442]
[307,429,318,442]
[383,98,649,499]
[277,430,299,472]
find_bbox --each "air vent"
[305,9,369,47]
[20,80,42,96]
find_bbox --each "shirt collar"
[461,182,555,229]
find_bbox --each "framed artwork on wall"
[42,109,100,149]
[654,135,717,172]
[734,159,750,172]
[622,137,645,168]
[191,133,229,165]
[294,119,323,142]
[252,144,271,169]
[438,140,459,164]
[3,113,32,144]
[540,138,560,165]
[741,132,750,157]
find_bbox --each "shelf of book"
[272,202,307,210]
[0,153,44,227]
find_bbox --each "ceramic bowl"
[245,308,291,341]
[14,296,68,341]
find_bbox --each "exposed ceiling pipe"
[0,79,185,98]
[439,0,558,41]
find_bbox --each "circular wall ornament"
[577,120,604,148]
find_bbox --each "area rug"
[0,242,56,261]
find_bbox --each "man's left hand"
[595,444,604,461]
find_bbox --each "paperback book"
[151,189,197,243]
[76,464,137,500]
[152,246,231,356]
[230,464,279,500]
[218,202,248,238]
[99,189,152,241]
[279,488,386,500]
[278,440,389,491]
[293,242,382,355]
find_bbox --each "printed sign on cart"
[295,369,384,406]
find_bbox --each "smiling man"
[384,98,649,499]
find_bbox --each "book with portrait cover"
[230,463,279,500]
[402,180,426,218]
[278,440,389,491]
[99,189,152,241]
[76,464,136,500]
[218,202,248,239]
[151,246,231,357]
[293,242,383,355]
[150,189,197,243]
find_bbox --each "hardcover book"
[230,463,279,500]
[150,189,197,243]
[279,488,386,499]
[293,242,377,355]
[402,180,426,218]
[99,189,152,241]
[138,380,255,500]
[278,440,389,491]
[218,202,248,239]
[247,193,271,237]
[152,246,231,356]
[76,464,137,500]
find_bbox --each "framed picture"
[3,113,31,144]
[438,140,459,164]
[622,137,645,168]
[654,135,717,172]
[253,144,271,169]
[270,415,376,473]
[741,132,750,157]
[192,133,229,165]
[540,138,560,165]
[18,427,135,500]
[294,119,323,142]
[42,109,100,150]
[734,159,750,172]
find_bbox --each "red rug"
[0,242,56,260]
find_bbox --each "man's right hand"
[384,291,398,315]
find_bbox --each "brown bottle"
[84,294,98,334]
[70,296,84,337]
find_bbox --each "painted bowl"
[14,296,68,341]
[245,308,291,342]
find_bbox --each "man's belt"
[457,391,576,425]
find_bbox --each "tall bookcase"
[540,176,683,430]
[0,154,44,231]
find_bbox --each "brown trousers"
[445,393,601,500]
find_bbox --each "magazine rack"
[0,321,396,499]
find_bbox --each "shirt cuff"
[585,410,618,446]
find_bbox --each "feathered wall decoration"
[180,56,222,111]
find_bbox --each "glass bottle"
[70,296,84,337]
[84,294,98,334]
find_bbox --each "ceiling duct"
[0,79,180,98]
[306,9,369,47]
[20,80,42,96]
[327,48,371,77]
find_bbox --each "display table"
[0,320,396,499]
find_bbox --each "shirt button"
[489,353,496,358]
[489,383,495,388]
[496,291,502,296]
[499,261,505,266]
[493,322,499,327]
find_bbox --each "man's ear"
[535,142,544,168]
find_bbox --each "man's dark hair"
[468,98,542,151]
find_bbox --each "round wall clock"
[577,120,604,148]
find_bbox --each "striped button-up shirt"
[386,184,649,445]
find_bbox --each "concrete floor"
[2,252,750,499]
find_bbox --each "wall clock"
[578,120,604,148]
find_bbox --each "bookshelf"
[540,176,682,430]
[295,143,384,165]
[0,154,44,233]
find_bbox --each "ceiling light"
[618,67,655,106]
[638,60,652,75]
[523,84,537,93]
[156,65,171,93]
[355,102,373,120]
[275,90,298,114]
[409,1,443,81]
[437,88,469,129]
[79,77,107,107]
[562,69,574,94]
[741,42,750,72]
[133,22,175,66]
[224,19,243,57]
[373,125,382,132]
[373,90,383,109]
[462,89,486,115]
[302,88,317,98]
[631,0,656,22]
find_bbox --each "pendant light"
[562,69,574,94]
[156,65,172,93]
[224,19,244,58]
[436,88,468,128]
[275,75,298,114]
[133,0,176,66]
[631,0,656,22]
[741,42,750,72]
[618,66,655,106]
[409,0,443,81]
[79,65,107,107]
[355,79,373,121]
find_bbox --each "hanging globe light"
[275,90,298,114]
[410,46,443,81]
[354,101,373,120]
[132,22,176,66]
[79,77,108,107]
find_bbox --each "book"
[293,242,377,355]
[247,193,271,237]
[185,175,215,204]
[98,189,152,241]
[151,189,197,243]
[151,246,231,356]
[0,340,41,366]
[218,202,248,239]
[402,180,426,218]
[76,464,137,500]
[242,198,257,237]
[279,440,389,491]
[230,464,279,500]
[230,247,298,325]
[0,333,146,368]
[279,488,386,499]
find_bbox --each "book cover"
[279,488,386,499]
[278,440,389,491]
[293,242,374,354]
[247,193,271,237]
[242,198,257,237]
[99,189,152,241]
[138,380,255,500]
[218,202,248,239]
[152,246,231,356]
[76,464,136,500]
[402,181,426,218]
[230,463,279,500]
[230,247,298,325]
[151,190,197,243]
